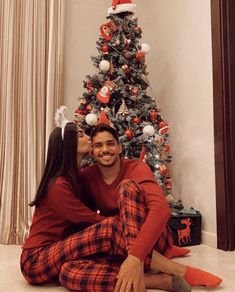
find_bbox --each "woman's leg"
[20,217,127,284]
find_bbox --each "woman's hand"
[114,255,146,292]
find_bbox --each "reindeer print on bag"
[177,218,191,246]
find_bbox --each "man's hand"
[114,255,146,292]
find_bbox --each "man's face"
[91,131,121,167]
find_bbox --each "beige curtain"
[0,0,65,244]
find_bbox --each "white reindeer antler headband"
[54,105,70,140]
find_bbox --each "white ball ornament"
[99,60,110,72]
[85,113,98,126]
[143,125,155,136]
[141,43,150,54]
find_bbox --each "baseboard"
[201,230,217,248]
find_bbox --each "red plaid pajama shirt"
[21,179,172,290]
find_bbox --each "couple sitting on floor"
[20,106,222,292]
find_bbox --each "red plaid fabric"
[60,258,120,292]
[21,179,172,291]
[59,179,172,291]
[20,217,126,284]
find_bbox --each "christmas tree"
[75,0,181,208]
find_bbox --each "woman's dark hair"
[90,123,119,143]
[30,123,80,207]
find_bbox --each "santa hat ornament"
[108,0,136,16]
[98,111,110,125]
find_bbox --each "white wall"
[62,0,217,247]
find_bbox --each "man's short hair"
[91,123,119,144]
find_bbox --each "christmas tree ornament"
[103,106,111,114]
[124,129,134,139]
[131,86,138,95]
[86,104,93,112]
[136,51,145,61]
[155,163,160,170]
[155,153,160,159]
[85,113,98,126]
[97,80,116,104]
[87,84,94,92]
[99,60,111,72]
[159,164,169,175]
[143,125,155,136]
[124,51,132,59]
[79,98,86,105]
[132,116,141,124]
[117,99,130,115]
[149,110,158,121]
[159,121,169,135]
[108,0,136,15]
[134,25,142,32]
[101,44,109,53]
[141,43,150,54]
[166,194,174,203]
[100,20,118,41]
[163,144,170,152]
[109,61,115,74]
[74,109,85,124]
[124,39,131,48]
[115,39,120,45]
[155,105,161,112]
[98,111,110,125]
[154,134,164,145]
[166,178,172,190]
[122,64,131,74]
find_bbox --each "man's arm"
[128,162,171,261]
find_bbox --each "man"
[81,123,222,292]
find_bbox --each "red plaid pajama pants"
[59,179,173,291]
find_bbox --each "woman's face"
[77,128,91,154]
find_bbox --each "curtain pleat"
[0,0,65,244]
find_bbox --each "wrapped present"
[168,208,201,247]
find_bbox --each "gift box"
[168,209,201,247]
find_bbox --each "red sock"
[183,266,223,288]
[166,245,191,259]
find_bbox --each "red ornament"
[101,44,109,53]
[134,25,142,32]
[86,104,93,112]
[149,110,158,122]
[100,20,117,41]
[124,129,134,139]
[132,117,141,124]
[163,144,170,152]
[159,121,169,135]
[131,87,138,95]
[166,183,172,190]
[159,164,169,175]
[136,51,145,61]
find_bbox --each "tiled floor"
[0,244,234,291]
